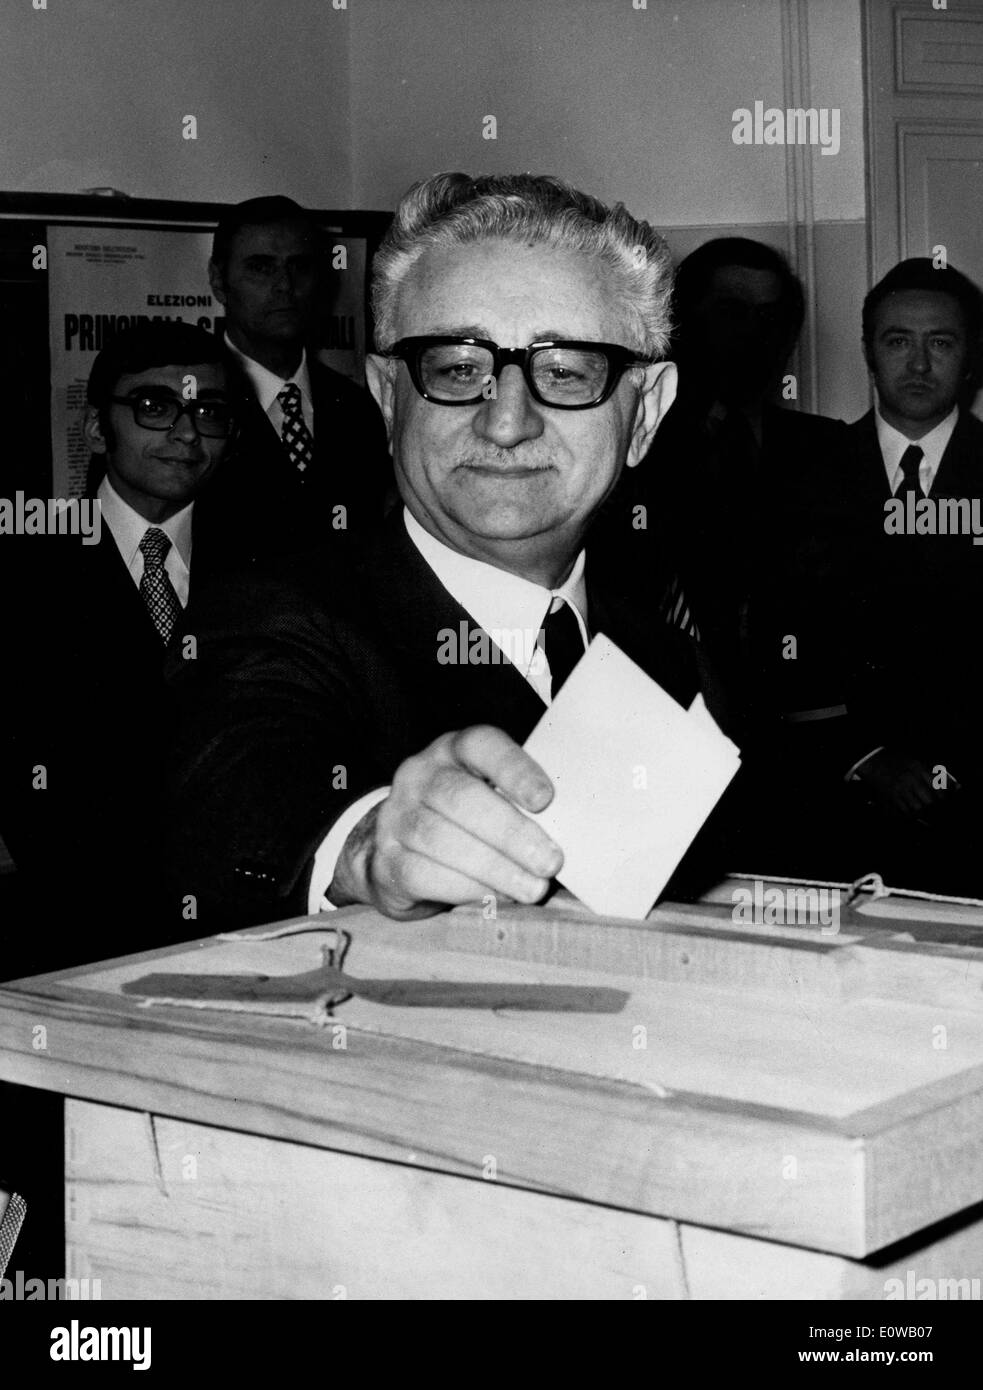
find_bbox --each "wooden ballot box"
[1,879,983,1300]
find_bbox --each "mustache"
[455,448,555,470]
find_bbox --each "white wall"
[0,0,867,220]
[349,0,865,226]
[0,0,869,418]
[808,0,865,222]
[0,0,353,206]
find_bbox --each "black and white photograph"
[0,0,981,1353]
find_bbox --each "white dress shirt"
[307,506,589,912]
[97,476,193,607]
[875,404,958,496]
[224,333,315,439]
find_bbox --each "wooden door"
[864,0,983,411]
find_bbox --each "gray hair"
[371,172,674,358]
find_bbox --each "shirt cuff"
[845,746,885,783]
[306,787,390,913]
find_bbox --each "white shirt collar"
[224,332,312,414]
[875,404,959,492]
[402,507,588,686]
[96,475,193,571]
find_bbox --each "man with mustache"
[841,258,983,889]
[167,172,731,930]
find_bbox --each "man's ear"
[82,406,108,455]
[626,360,678,468]
[208,258,227,307]
[365,353,397,447]
[861,335,874,373]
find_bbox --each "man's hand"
[854,749,956,821]
[327,725,563,919]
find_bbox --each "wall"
[0,0,353,207]
[349,0,869,421]
[350,0,864,224]
[0,0,870,420]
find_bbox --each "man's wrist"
[326,800,382,907]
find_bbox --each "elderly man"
[167,173,728,930]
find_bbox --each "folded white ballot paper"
[523,634,741,919]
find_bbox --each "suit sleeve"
[165,569,384,930]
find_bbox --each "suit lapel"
[92,532,170,657]
[931,411,983,499]
[188,502,242,601]
[851,411,893,504]
[242,394,289,471]
[362,514,702,744]
[587,566,698,709]
[363,513,547,740]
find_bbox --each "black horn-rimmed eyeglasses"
[385,336,655,409]
[109,393,236,438]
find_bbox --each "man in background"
[596,238,851,875]
[1,322,243,974]
[205,195,392,562]
[841,258,983,891]
[652,238,849,725]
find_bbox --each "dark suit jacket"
[0,503,248,974]
[166,509,727,930]
[617,399,853,737]
[195,357,393,567]
[841,408,983,779]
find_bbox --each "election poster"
[314,233,369,386]
[46,221,370,498]
[47,225,218,499]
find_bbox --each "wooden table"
[2,880,983,1300]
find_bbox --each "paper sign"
[523,635,741,919]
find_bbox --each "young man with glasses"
[1,322,245,972]
[168,173,733,930]
[83,323,240,587]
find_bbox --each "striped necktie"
[277,383,314,476]
[139,527,182,646]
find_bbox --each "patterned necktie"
[659,570,701,641]
[139,527,182,646]
[896,443,925,500]
[541,597,586,699]
[277,383,314,476]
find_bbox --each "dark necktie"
[896,444,925,500]
[541,597,586,699]
[139,527,182,646]
[277,383,314,476]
